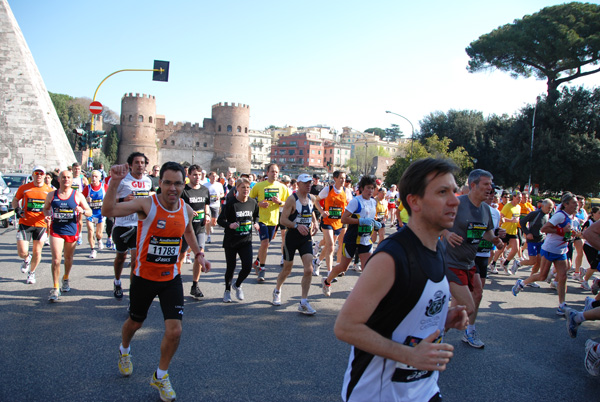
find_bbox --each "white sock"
[575,312,585,324]
[114,279,121,286]
[156,368,168,379]
[301,298,308,305]
[119,344,130,355]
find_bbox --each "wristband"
[195,252,204,260]
[555,227,565,236]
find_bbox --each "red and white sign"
[89,101,103,115]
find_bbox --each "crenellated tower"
[210,102,251,173]
[118,93,158,166]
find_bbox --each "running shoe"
[581,281,592,291]
[312,258,320,276]
[298,301,316,315]
[206,235,212,244]
[312,241,320,257]
[76,236,82,246]
[585,339,600,376]
[488,263,498,274]
[118,351,133,376]
[510,260,520,275]
[231,282,244,301]
[253,259,260,275]
[565,308,580,338]
[272,289,281,306]
[98,241,104,251]
[322,277,331,297]
[545,271,555,284]
[280,255,284,267]
[48,288,60,302]
[184,254,192,264]
[257,269,266,282]
[592,278,600,295]
[584,296,595,312]
[88,249,97,259]
[550,281,558,290]
[352,263,362,273]
[61,279,71,292]
[20,254,32,273]
[512,279,524,296]
[462,330,485,349]
[526,282,540,288]
[556,304,568,316]
[502,263,509,275]
[26,271,36,284]
[106,238,113,249]
[190,284,204,300]
[150,372,176,402]
[114,282,123,299]
[223,290,232,303]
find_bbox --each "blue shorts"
[258,223,277,242]
[320,221,342,236]
[87,214,104,224]
[541,248,567,262]
[527,242,543,257]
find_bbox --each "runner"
[322,176,380,297]
[179,165,210,299]
[499,191,522,275]
[204,171,224,244]
[315,170,348,277]
[70,162,89,246]
[42,170,92,301]
[217,177,259,303]
[372,187,388,245]
[103,162,211,402]
[474,186,502,289]
[386,184,399,226]
[82,170,107,258]
[12,166,53,284]
[272,174,319,314]
[517,199,554,287]
[249,163,289,282]
[580,207,600,290]
[111,152,153,300]
[334,158,468,402]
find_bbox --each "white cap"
[297,173,312,183]
[32,166,46,174]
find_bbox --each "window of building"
[128,115,132,122]
[245,128,248,133]
[290,141,297,146]
[196,142,200,147]
[282,142,286,145]
[163,139,167,145]
[289,158,295,162]
[149,116,153,123]
[288,150,295,155]
[138,115,143,122]
[171,140,175,146]
[298,158,303,164]
[299,150,303,155]
[311,158,314,162]
[318,150,321,155]
[218,125,221,132]
[237,126,241,132]
[204,142,208,147]
[329,149,332,154]
[304,141,307,145]
[227,125,232,132]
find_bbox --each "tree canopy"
[466,2,600,101]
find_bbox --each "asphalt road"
[1,223,599,401]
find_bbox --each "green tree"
[347,146,390,175]
[384,135,473,188]
[385,124,403,140]
[364,127,386,139]
[466,2,600,102]
[105,127,120,166]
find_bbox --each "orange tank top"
[135,194,188,281]
[322,185,347,230]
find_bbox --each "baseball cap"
[375,179,382,185]
[32,166,46,174]
[282,175,291,183]
[297,174,312,183]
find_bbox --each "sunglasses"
[34,171,45,175]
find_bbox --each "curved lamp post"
[385,110,414,161]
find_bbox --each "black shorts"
[16,224,46,242]
[474,256,488,279]
[283,231,313,261]
[113,226,138,253]
[129,274,184,323]
[584,243,600,270]
[342,242,372,259]
[502,233,518,244]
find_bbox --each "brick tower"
[118,93,158,166]
[210,102,251,174]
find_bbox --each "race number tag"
[466,222,486,245]
[27,198,45,212]
[133,190,149,198]
[146,236,181,264]
[54,208,75,221]
[328,206,342,219]
[89,199,103,210]
[358,224,373,235]
[193,210,205,221]
[264,188,279,201]
[209,194,219,204]
[236,219,252,235]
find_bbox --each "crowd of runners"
[8,153,600,401]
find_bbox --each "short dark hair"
[266,163,278,173]
[127,152,149,166]
[399,158,459,216]
[332,170,345,179]
[358,175,376,191]
[72,162,80,168]
[188,164,201,175]
[159,161,185,181]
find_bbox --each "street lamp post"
[528,96,541,193]
[385,110,415,161]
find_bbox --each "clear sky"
[9,0,600,136]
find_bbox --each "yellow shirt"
[501,203,521,235]
[249,180,290,226]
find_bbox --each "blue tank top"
[51,190,79,236]
[87,184,105,218]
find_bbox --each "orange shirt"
[14,182,53,227]
[498,202,505,212]
[322,185,348,230]
[135,195,189,281]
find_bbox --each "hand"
[75,206,84,215]
[373,220,382,230]
[110,164,129,181]
[229,222,240,229]
[194,256,211,273]
[253,223,260,231]
[297,224,309,236]
[124,193,135,202]
[258,200,269,208]
[445,306,469,331]
[45,215,52,225]
[445,231,463,247]
[14,207,24,218]
[358,217,375,227]
[498,228,506,238]
[322,210,329,217]
[271,196,281,205]
[526,233,533,241]
[406,330,454,372]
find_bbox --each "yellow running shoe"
[150,372,176,401]
[118,352,132,376]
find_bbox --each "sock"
[120,344,130,355]
[503,260,509,266]
[592,300,600,309]
[114,279,121,286]
[301,298,308,305]
[156,368,168,379]
[467,324,476,334]
[260,264,265,271]
[574,312,585,324]
[63,275,69,280]
[193,281,198,286]
[324,279,330,286]
[559,302,566,309]
[90,248,95,251]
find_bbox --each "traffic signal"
[90,131,106,149]
[153,60,170,82]
[74,128,88,150]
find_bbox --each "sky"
[8,0,600,136]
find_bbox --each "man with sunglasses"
[12,166,54,284]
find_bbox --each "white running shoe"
[223,290,232,303]
[322,277,331,297]
[585,339,600,376]
[26,271,36,284]
[20,254,32,273]
[98,241,104,251]
[352,263,362,273]
[272,289,281,306]
[88,250,97,259]
[298,301,316,315]
[61,279,71,292]
[231,282,244,300]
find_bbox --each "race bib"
[54,208,75,221]
[236,219,252,235]
[146,236,181,264]
[133,190,149,198]
[209,194,219,204]
[478,238,493,253]
[193,210,205,221]
[264,188,279,201]
[89,199,103,210]
[466,222,486,245]
[71,184,79,191]
[328,206,342,219]
[358,224,373,235]
[27,198,45,213]
[376,212,386,219]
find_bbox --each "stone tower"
[118,93,158,166]
[210,102,250,173]
[0,0,76,172]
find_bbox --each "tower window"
[204,142,208,147]
[128,115,132,122]
[227,125,232,132]
[237,126,241,133]
[245,127,248,133]
[171,140,175,146]
[163,140,167,145]
[149,116,153,123]
[196,142,200,147]
[138,115,143,122]
[218,125,221,132]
